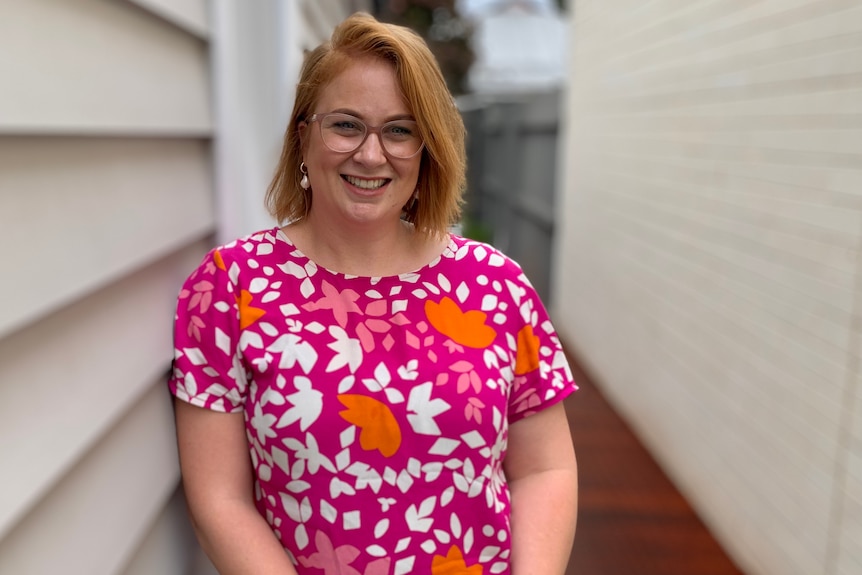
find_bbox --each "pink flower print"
[302,280,361,328]
[355,299,393,353]
[363,558,390,575]
[450,361,482,394]
[187,315,205,342]
[188,280,214,313]
[465,397,485,423]
[297,530,362,575]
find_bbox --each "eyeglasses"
[308,112,424,159]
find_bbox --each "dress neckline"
[274,227,457,281]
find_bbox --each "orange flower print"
[237,289,266,329]
[425,297,496,349]
[213,248,227,272]
[431,545,483,575]
[338,394,401,457]
[514,324,541,375]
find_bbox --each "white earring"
[300,162,310,190]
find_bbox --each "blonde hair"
[265,12,466,237]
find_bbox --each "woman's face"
[300,56,422,229]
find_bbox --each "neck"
[286,214,429,277]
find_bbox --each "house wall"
[0,0,363,573]
[554,2,862,574]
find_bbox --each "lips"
[343,174,389,190]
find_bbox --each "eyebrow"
[329,109,416,122]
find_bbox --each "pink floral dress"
[169,227,576,575]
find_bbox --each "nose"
[353,129,387,166]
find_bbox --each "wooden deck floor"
[563,354,746,575]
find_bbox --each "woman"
[170,12,577,575]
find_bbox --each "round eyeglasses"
[308,113,424,159]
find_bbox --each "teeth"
[345,175,386,189]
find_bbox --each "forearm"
[188,496,299,575]
[508,468,578,575]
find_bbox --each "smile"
[344,175,389,190]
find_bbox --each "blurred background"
[1,0,861,574]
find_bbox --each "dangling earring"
[300,162,310,190]
[404,190,418,218]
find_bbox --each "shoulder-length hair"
[265,12,466,238]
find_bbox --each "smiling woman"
[168,12,578,575]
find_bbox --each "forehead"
[315,56,411,117]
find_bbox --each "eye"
[384,122,417,140]
[325,115,365,134]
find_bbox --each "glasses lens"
[319,114,423,158]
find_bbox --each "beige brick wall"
[554,1,862,574]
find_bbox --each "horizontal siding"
[0,380,181,574]
[0,0,211,134]
[554,1,862,574]
[0,137,214,338]
[0,240,212,539]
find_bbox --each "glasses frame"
[307,112,425,159]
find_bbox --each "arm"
[174,399,299,575]
[504,401,578,575]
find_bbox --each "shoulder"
[209,227,284,265]
[442,234,529,282]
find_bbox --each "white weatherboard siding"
[0,0,369,572]
[554,1,862,575]
[0,0,214,572]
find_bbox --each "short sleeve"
[507,281,577,424]
[168,247,248,413]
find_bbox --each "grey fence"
[458,89,562,305]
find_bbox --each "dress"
[169,227,576,575]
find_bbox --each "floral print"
[169,228,576,575]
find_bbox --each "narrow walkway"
[563,352,746,575]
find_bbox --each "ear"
[298,121,308,147]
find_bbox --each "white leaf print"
[456,282,470,303]
[397,359,419,381]
[422,282,441,295]
[272,447,290,474]
[262,291,279,303]
[182,373,198,397]
[326,326,362,373]
[429,438,460,456]
[463,459,475,481]
[366,545,387,557]
[441,486,455,507]
[340,426,356,448]
[366,289,383,299]
[468,478,485,498]
[260,388,286,408]
[269,334,319,374]
[300,277,314,298]
[329,477,356,498]
[461,431,484,449]
[483,349,500,370]
[464,527,475,553]
[295,524,309,550]
[473,245,488,261]
[422,462,443,482]
[251,403,277,444]
[384,387,405,404]
[480,294,498,311]
[300,496,312,522]
[395,538,411,553]
[420,540,437,553]
[214,301,230,312]
[280,493,301,521]
[493,312,506,325]
[343,510,361,530]
[215,327,233,355]
[406,382,450,436]
[279,260,307,279]
[320,500,337,523]
[379,497,397,512]
[259,322,279,337]
[383,467,397,485]
[256,242,274,256]
[276,376,323,431]
[183,347,206,366]
[374,519,390,538]
[406,496,436,532]
[450,513,462,538]
[392,299,408,313]
[286,481,311,493]
[488,253,505,267]
[205,383,229,397]
[239,331,264,351]
[455,245,469,260]
[394,556,416,575]
[291,459,305,480]
[454,473,469,493]
[407,458,422,477]
[491,562,508,574]
[397,470,414,493]
[203,367,219,377]
[480,546,501,562]
[505,279,524,305]
[434,529,451,544]
[280,303,300,316]
[258,464,272,481]
[437,273,451,292]
[338,375,356,394]
[362,377,383,392]
[375,362,391,386]
[335,448,350,471]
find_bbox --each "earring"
[405,190,418,213]
[300,162,310,190]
